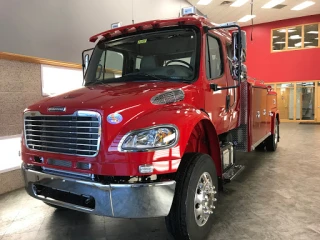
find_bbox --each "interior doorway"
[267,81,319,122]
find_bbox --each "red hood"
[27,81,189,115]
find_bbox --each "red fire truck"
[21,8,279,240]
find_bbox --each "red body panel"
[21,15,278,177]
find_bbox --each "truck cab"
[21,10,279,240]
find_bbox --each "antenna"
[132,0,134,24]
[250,0,254,41]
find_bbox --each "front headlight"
[120,125,178,151]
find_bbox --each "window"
[206,35,223,79]
[85,28,198,85]
[135,57,142,70]
[272,23,320,52]
[226,43,233,75]
[272,29,286,51]
[0,135,22,173]
[288,26,302,49]
[95,50,124,80]
[41,65,83,96]
[296,82,315,120]
[304,24,319,48]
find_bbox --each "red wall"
[242,14,320,83]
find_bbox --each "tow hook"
[84,195,94,205]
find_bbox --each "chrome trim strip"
[42,167,93,179]
[25,129,99,135]
[25,119,99,123]
[25,124,100,129]
[24,111,101,157]
[27,144,97,152]
[27,139,98,147]
[26,134,97,141]
[117,124,179,152]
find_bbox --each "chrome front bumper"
[21,164,176,218]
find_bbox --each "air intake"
[151,89,185,105]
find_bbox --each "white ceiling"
[188,0,320,26]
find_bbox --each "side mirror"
[232,30,247,63]
[82,48,94,77]
[84,54,90,69]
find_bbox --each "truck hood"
[28,81,190,115]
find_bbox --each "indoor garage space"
[1,0,320,240]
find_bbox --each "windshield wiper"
[122,72,164,81]
[123,72,191,83]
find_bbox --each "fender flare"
[177,110,222,177]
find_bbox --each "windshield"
[84,28,199,85]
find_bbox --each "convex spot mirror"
[232,30,247,63]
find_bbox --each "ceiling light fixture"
[289,35,301,39]
[197,0,212,5]
[274,41,286,44]
[273,36,279,38]
[277,29,296,33]
[230,0,249,7]
[291,1,315,11]
[238,15,256,22]
[262,0,285,9]
[307,31,318,34]
[295,42,312,47]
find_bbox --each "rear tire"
[165,153,218,240]
[266,118,279,152]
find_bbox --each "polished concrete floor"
[1,123,320,240]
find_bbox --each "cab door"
[204,32,229,134]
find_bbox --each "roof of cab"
[89,14,231,43]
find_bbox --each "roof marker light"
[111,22,121,29]
[181,6,196,16]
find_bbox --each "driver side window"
[206,35,223,79]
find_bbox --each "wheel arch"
[183,119,222,178]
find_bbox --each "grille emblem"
[48,106,66,112]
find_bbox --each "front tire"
[165,153,218,240]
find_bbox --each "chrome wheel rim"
[194,172,216,227]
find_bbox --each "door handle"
[256,111,260,118]
[269,111,273,116]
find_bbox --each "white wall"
[0,0,191,63]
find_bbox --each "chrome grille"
[24,111,101,157]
